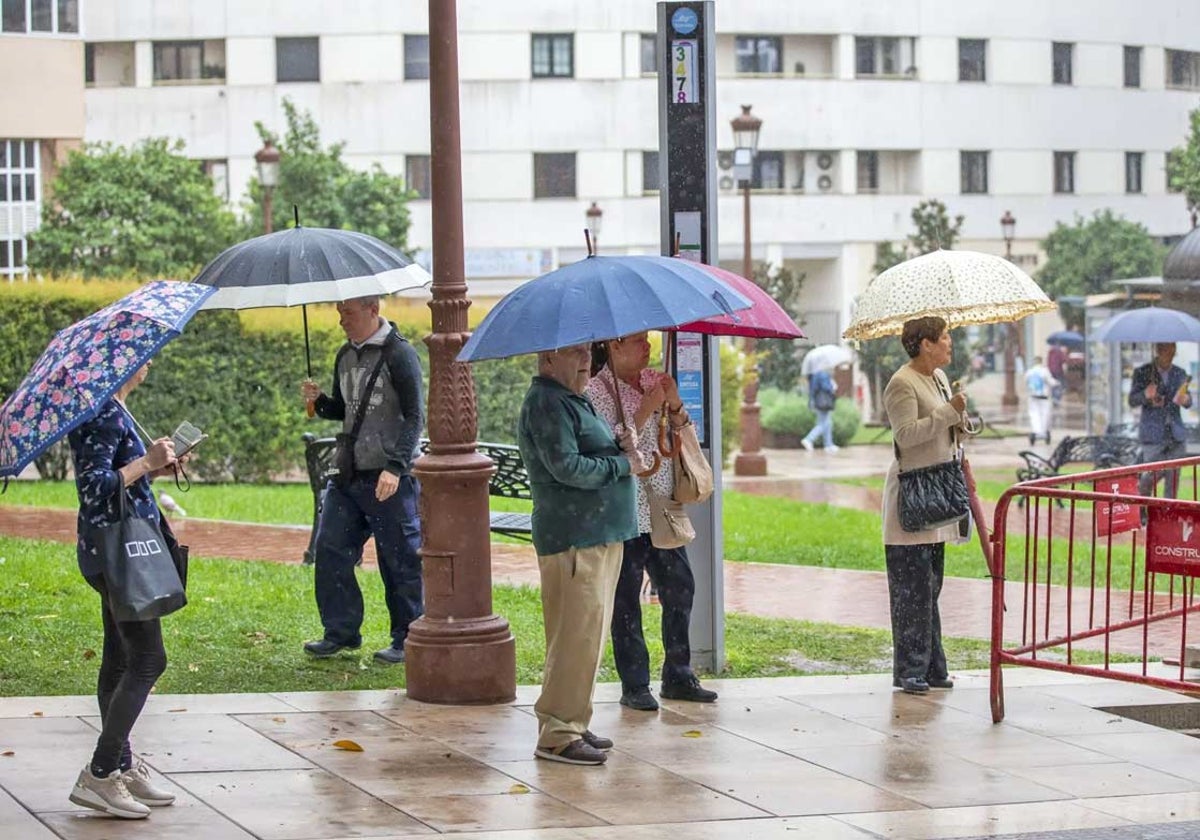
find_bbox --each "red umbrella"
[671,262,805,340]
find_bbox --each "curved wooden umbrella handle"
[636,451,662,477]
[658,413,679,458]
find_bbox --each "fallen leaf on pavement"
[272,717,286,723]
[168,708,187,713]
[682,730,703,738]
[1,750,13,757]
[331,739,363,752]
[507,783,530,794]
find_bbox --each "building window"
[1124,45,1142,88]
[197,159,229,203]
[855,36,916,77]
[0,139,41,279]
[1167,49,1200,90]
[406,155,431,199]
[640,33,657,74]
[958,38,986,82]
[404,35,429,80]
[960,151,989,194]
[1126,152,1143,194]
[1053,151,1075,194]
[534,153,576,198]
[2,0,76,33]
[1052,42,1073,85]
[531,33,573,78]
[855,151,878,193]
[753,151,783,190]
[153,40,226,84]
[735,36,782,74]
[642,151,660,193]
[276,37,319,83]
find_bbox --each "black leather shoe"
[898,677,929,694]
[581,730,613,751]
[619,687,659,711]
[373,646,406,665]
[303,639,360,658]
[660,676,718,703]
[927,677,954,689]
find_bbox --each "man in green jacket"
[518,342,648,766]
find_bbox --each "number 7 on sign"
[672,40,697,104]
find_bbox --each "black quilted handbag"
[897,454,970,532]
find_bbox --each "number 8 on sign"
[672,40,697,105]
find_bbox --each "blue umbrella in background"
[457,255,753,362]
[0,281,216,479]
[1046,329,1084,348]
[1089,307,1200,343]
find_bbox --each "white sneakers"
[69,766,150,819]
[802,439,840,453]
[123,761,177,807]
[801,439,814,451]
[69,761,176,819]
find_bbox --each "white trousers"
[1028,397,1052,437]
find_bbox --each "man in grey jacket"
[300,295,425,664]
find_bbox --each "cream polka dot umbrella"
[843,249,1056,340]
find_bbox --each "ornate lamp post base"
[407,449,516,704]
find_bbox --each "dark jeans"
[611,534,696,692]
[884,543,947,684]
[84,574,168,776]
[314,473,423,648]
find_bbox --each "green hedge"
[1,286,744,478]
[760,389,861,447]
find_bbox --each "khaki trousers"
[534,541,623,750]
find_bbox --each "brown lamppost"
[585,201,603,250]
[731,105,767,477]
[1000,210,1020,408]
[404,0,516,704]
[254,140,280,234]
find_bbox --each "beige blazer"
[881,364,966,545]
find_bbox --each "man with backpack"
[1024,355,1057,446]
[801,369,839,452]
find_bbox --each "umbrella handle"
[636,451,662,478]
[305,399,316,418]
[658,413,679,458]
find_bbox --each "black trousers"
[85,574,168,775]
[611,534,696,692]
[884,543,947,683]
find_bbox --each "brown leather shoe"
[534,739,607,765]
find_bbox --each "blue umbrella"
[0,281,216,478]
[457,255,753,362]
[1046,330,1084,348]
[1089,307,1200,343]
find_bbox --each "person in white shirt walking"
[1024,356,1058,446]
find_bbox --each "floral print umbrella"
[843,249,1055,341]
[0,280,215,478]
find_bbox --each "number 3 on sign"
[672,40,697,104]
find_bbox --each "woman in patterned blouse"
[66,361,181,820]
[585,332,718,711]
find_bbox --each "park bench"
[301,433,532,563]
[1015,434,1142,489]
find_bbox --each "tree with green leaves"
[751,261,806,392]
[856,200,968,421]
[1038,210,1164,302]
[26,138,237,278]
[1167,107,1200,229]
[244,99,413,250]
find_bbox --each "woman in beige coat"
[882,316,968,695]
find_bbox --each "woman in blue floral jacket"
[65,362,181,820]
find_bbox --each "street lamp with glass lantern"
[585,201,603,253]
[730,105,768,476]
[1000,210,1019,407]
[255,140,281,235]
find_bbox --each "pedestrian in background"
[1130,341,1193,499]
[881,316,967,695]
[801,369,839,452]
[1024,355,1057,445]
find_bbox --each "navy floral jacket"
[68,399,158,578]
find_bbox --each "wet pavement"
[2,671,1200,839]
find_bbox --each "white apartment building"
[33,1,1200,341]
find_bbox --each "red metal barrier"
[990,455,1200,723]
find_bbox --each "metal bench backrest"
[1050,435,1141,470]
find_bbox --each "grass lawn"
[0,535,1003,696]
